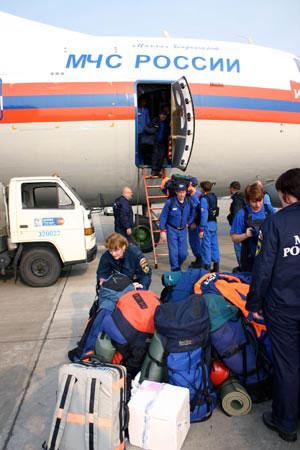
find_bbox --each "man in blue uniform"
[188,177,203,267]
[151,111,170,176]
[246,168,300,442]
[97,232,151,289]
[113,186,134,241]
[160,182,195,271]
[227,181,245,268]
[199,181,220,272]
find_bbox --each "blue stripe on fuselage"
[3,92,300,113]
[192,95,300,112]
[4,93,134,109]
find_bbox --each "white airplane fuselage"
[0,12,299,205]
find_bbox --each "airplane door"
[171,76,195,171]
[0,79,3,120]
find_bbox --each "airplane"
[0,11,299,210]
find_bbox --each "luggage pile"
[44,268,273,450]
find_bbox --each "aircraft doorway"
[136,77,195,173]
[136,82,171,173]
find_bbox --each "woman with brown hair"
[230,182,274,271]
[96,232,152,289]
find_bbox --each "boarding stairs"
[142,168,169,269]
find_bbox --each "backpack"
[194,272,266,338]
[210,316,272,402]
[103,290,160,377]
[161,173,194,197]
[67,273,134,363]
[195,273,273,402]
[205,192,219,222]
[155,294,217,422]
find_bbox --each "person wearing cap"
[199,181,220,272]
[160,183,195,271]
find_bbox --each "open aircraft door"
[171,76,195,171]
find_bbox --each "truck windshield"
[61,179,89,210]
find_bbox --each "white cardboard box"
[128,381,190,450]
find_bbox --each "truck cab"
[0,176,97,287]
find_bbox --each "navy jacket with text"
[246,202,300,314]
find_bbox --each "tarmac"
[0,199,298,450]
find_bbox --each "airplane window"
[294,58,300,72]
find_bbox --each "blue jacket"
[113,195,134,233]
[96,244,152,289]
[160,197,194,230]
[246,202,300,313]
[137,106,150,134]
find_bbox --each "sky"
[0,0,299,55]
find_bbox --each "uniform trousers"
[265,306,300,433]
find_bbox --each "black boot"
[190,257,203,268]
[211,262,219,273]
[202,264,210,271]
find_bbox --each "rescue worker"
[231,182,274,272]
[151,111,170,176]
[113,186,134,241]
[255,180,276,213]
[246,168,300,443]
[160,182,195,271]
[97,232,151,289]
[199,181,220,272]
[188,177,203,268]
[227,181,245,269]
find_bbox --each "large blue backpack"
[155,294,217,422]
[210,315,272,402]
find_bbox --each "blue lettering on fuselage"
[66,53,240,73]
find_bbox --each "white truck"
[0,176,97,287]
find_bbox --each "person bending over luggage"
[96,233,151,289]
[246,168,300,443]
[230,182,274,272]
[160,183,195,271]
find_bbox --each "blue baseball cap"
[175,183,187,192]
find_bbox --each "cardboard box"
[128,381,190,450]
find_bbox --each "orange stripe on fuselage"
[1,106,134,123]
[195,106,300,124]
[3,82,135,96]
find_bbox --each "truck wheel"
[132,216,160,253]
[19,247,62,287]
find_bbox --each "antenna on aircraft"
[162,30,171,38]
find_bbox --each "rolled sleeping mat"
[139,332,165,384]
[94,332,117,363]
[220,378,252,416]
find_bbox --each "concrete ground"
[0,199,298,450]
